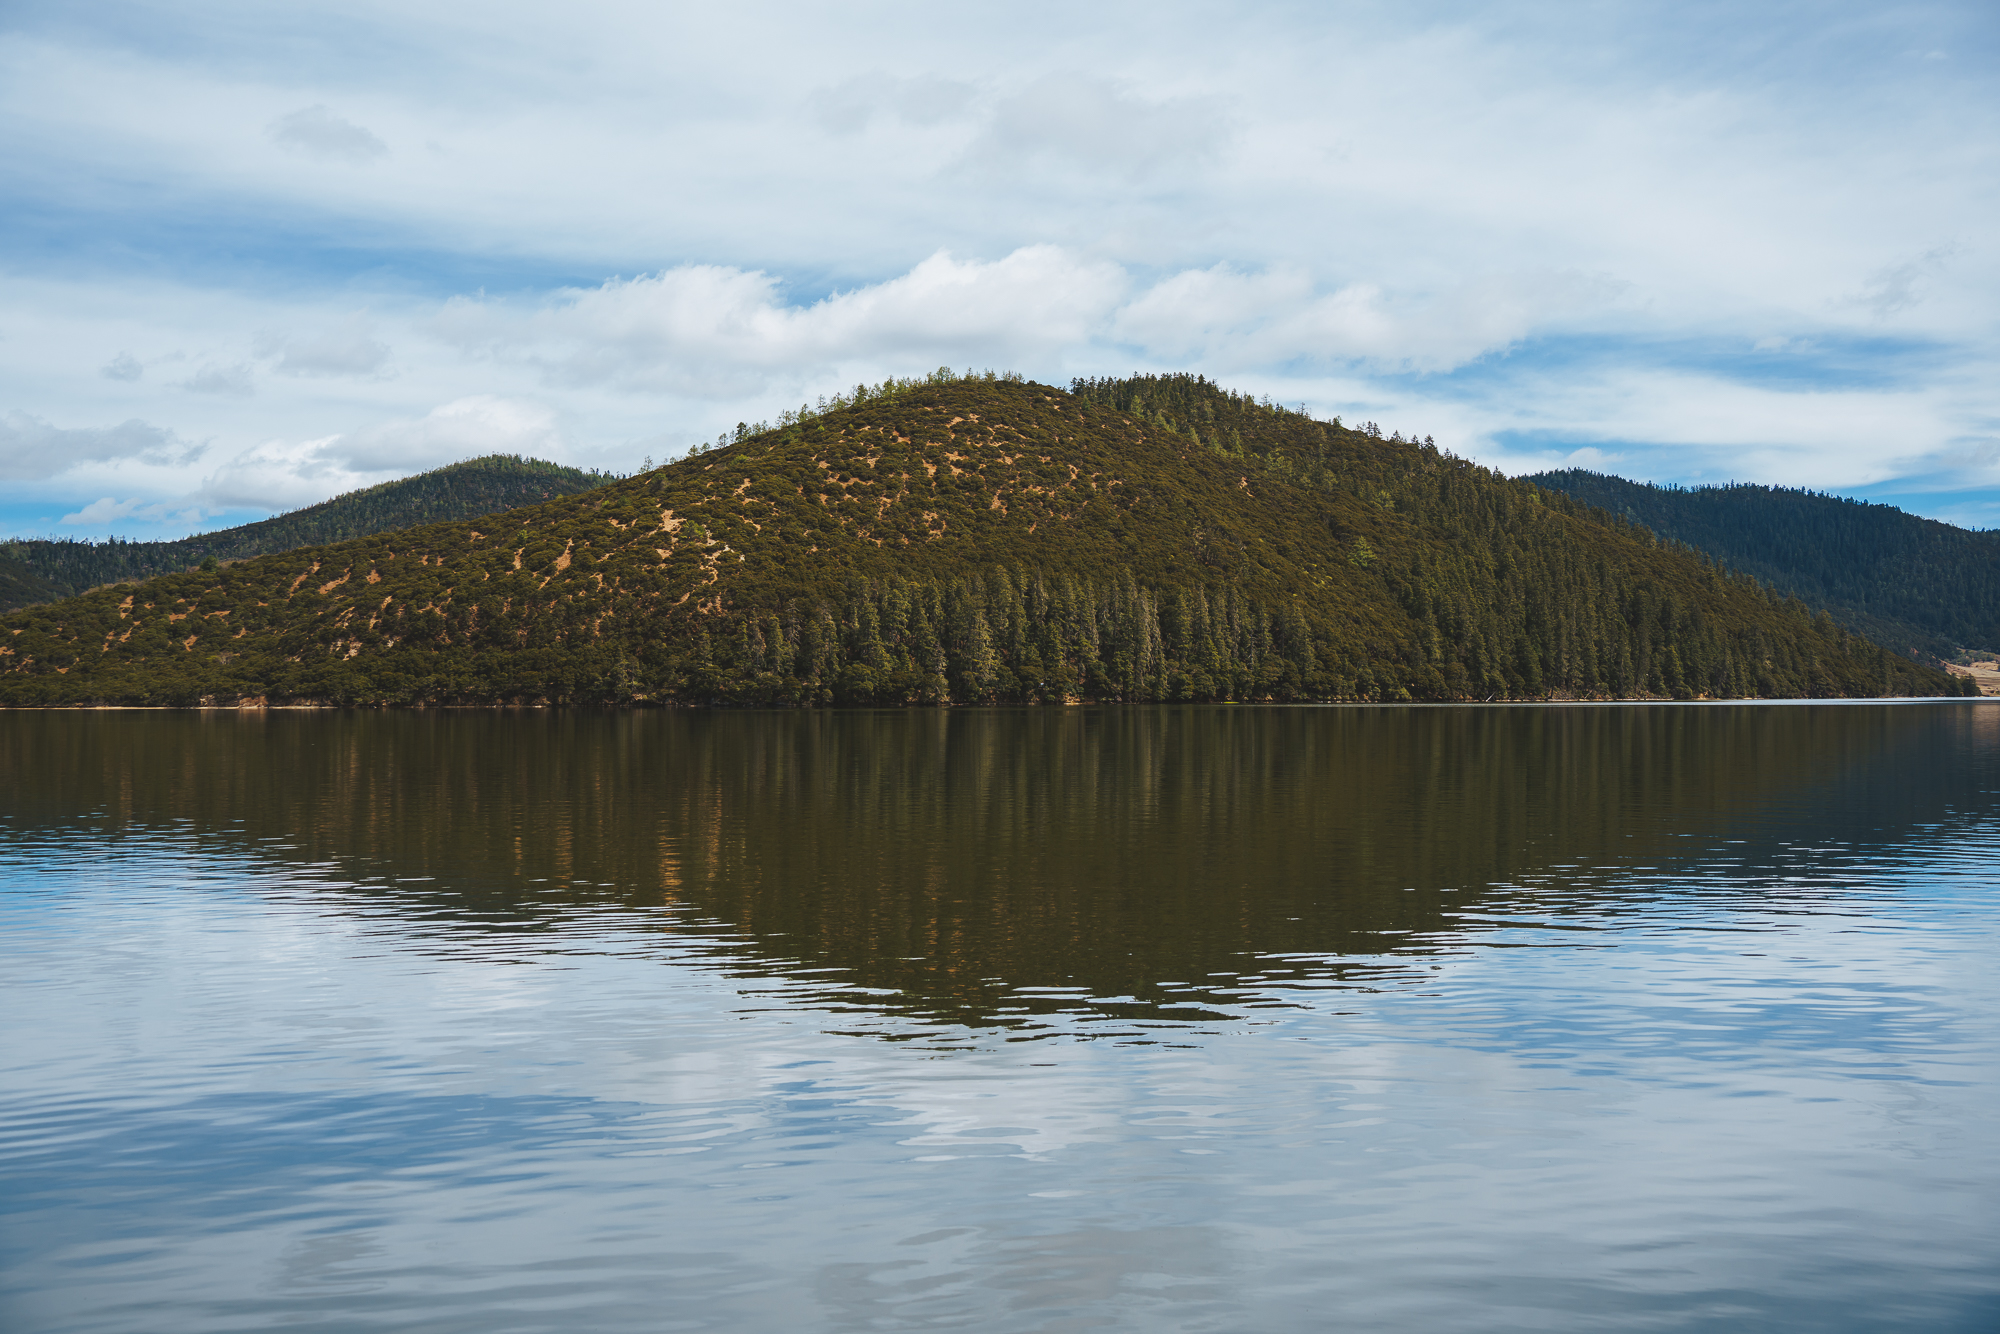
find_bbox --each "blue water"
[3,704,1998,1331]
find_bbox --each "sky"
[2,0,1996,541]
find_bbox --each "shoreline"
[3,696,1991,713]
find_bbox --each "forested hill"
[0,371,1968,707]
[0,454,615,613]
[1525,469,2000,662]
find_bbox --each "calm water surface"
[2,704,1998,1332]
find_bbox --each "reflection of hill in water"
[7,705,1994,1030]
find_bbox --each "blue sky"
[3,0,1996,540]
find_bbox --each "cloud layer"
[195,396,563,512]
[1,0,1995,536]
[436,248,1132,395]
[0,411,202,481]
[268,105,388,164]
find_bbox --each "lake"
[3,703,1998,1332]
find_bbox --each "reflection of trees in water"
[6,705,1992,1030]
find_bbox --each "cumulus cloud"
[334,396,559,471]
[436,246,1129,395]
[195,435,354,511]
[417,245,1634,413]
[101,352,142,381]
[1112,265,1318,361]
[268,105,388,164]
[197,397,563,511]
[255,319,391,377]
[179,363,256,396]
[0,411,203,480]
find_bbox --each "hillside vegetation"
[0,454,615,613]
[1527,469,2000,662]
[0,373,1967,706]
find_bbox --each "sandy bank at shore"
[1947,660,2000,696]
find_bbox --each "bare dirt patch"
[1946,660,2000,696]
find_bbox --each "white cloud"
[196,397,563,511]
[1563,446,1621,470]
[59,495,212,529]
[0,411,203,480]
[1113,265,1626,372]
[429,245,1609,405]
[255,319,391,377]
[1865,433,2000,496]
[334,395,559,471]
[1111,266,1316,360]
[1472,367,1963,489]
[268,104,388,164]
[195,435,356,511]
[437,246,1130,395]
[3,1,1998,528]
[1849,245,1962,320]
[180,363,256,396]
[962,74,1234,179]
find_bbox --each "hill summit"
[0,372,1966,706]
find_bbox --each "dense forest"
[0,454,615,613]
[1527,469,2000,662]
[0,372,1969,706]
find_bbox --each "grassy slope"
[1526,468,2000,661]
[0,454,615,613]
[0,377,1965,705]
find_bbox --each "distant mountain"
[1525,469,2000,661]
[0,372,1965,707]
[0,454,617,613]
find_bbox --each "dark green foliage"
[0,375,1969,707]
[0,552,66,611]
[1527,468,2000,662]
[1,454,616,612]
